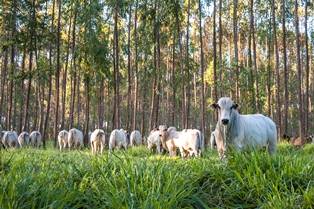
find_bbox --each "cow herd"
[1,97,313,159]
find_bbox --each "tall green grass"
[0,144,313,209]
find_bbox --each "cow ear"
[211,103,219,109]
[232,103,238,109]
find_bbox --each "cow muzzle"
[221,119,229,125]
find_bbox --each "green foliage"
[1,144,313,208]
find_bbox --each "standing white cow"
[109,129,128,151]
[130,130,142,146]
[18,132,30,147]
[90,129,106,154]
[158,125,202,158]
[147,129,162,153]
[58,130,69,151]
[30,131,42,147]
[210,131,217,149]
[2,131,19,148]
[211,97,277,159]
[68,128,83,149]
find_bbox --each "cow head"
[211,97,238,126]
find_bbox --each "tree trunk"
[282,0,289,135]
[267,17,272,117]
[0,50,8,129]
[304,0,309,135]
[294,0,304,143]
[213,0,218,102]
[185,0,191,128]
[61,10,72,130]
[248,0,256,111]
[218,0,223,97]
[132,0,138,131]
[127,4,132,131]
[199,0,206,141]
[272,0,281,138]
[84,78,90,145]
[69,8,77,129]
[54,0,62,146]
[113,2,120,129]
[233,0,239,101]
[43,0,56,147]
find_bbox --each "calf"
[109,129,128,151]
[147,130,162,154]
[30,131,42,147]
[90,129,106,154]
[159,125,202,158]
[68,128,83,149]
[130,130,142,146]
[58,130,69,151]
[18,132,30,147]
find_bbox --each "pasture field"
[0,143,314,209]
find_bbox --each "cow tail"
[196,132,201,156]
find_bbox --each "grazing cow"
[18,132,30,147]
[130,130,142,146]
[30,131,42,147]
[90,129,106,154]
[210,130,217,149]
[58,130,69,151]
[109,129,128,151]
[68,128,83,149]
[2,131,19,148]
[147,130,162,154]
[158,125,202,158]
[290,135,314,147]
[0,131,6,148]
[211,97,277,159]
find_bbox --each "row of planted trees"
[0,0,313,146]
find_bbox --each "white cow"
[130,130,142,146]
[2,131,19,148]
[109,129,128,151]
[30,131,42,147]
[159,125,202,158]
[18,132,30,147]
[68,128,83,149]
[210,131,217,149]
[58,130,69,151]
[211,97,277,159]
[182,129,205,153]
[147,130,162,154]
[90,129,106,154]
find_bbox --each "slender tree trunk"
[213,0,218,102]
[43,0,55,147]
[7,0,17,130]
[233,0,239,101]
[61,11,72,130]
[132,0,138,131]
[54,0,62,147]
[84,78,90,145]
[171,29,176,126]
[23,0,36,131]
[199,0,206,141]
[69,9,77,129]
[304,0,309,135]
[113,2,120,128]
[0,50,8,129]
[294,0,304,143]
[282,0,289,135]
[127,4,132,131]
[185,0,191,128]
[19,48,26,132]
[272,0,281,138]
[248,0,256,111]
[218,0,223,97]
[267,16,272,117]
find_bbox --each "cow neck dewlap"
[219,109,240,143]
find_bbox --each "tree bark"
[213,0,218,102]
[282,0,289,135]
[54,0,62,147]
[233,0,239,101]
[199,0,205,141]
[113,2,120,129]
[185,0,191,128]
[127,4,132,131]
[248,0,256,111]
[294,0,304,143]
[304,0,309,135]
[132,0,138,131]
